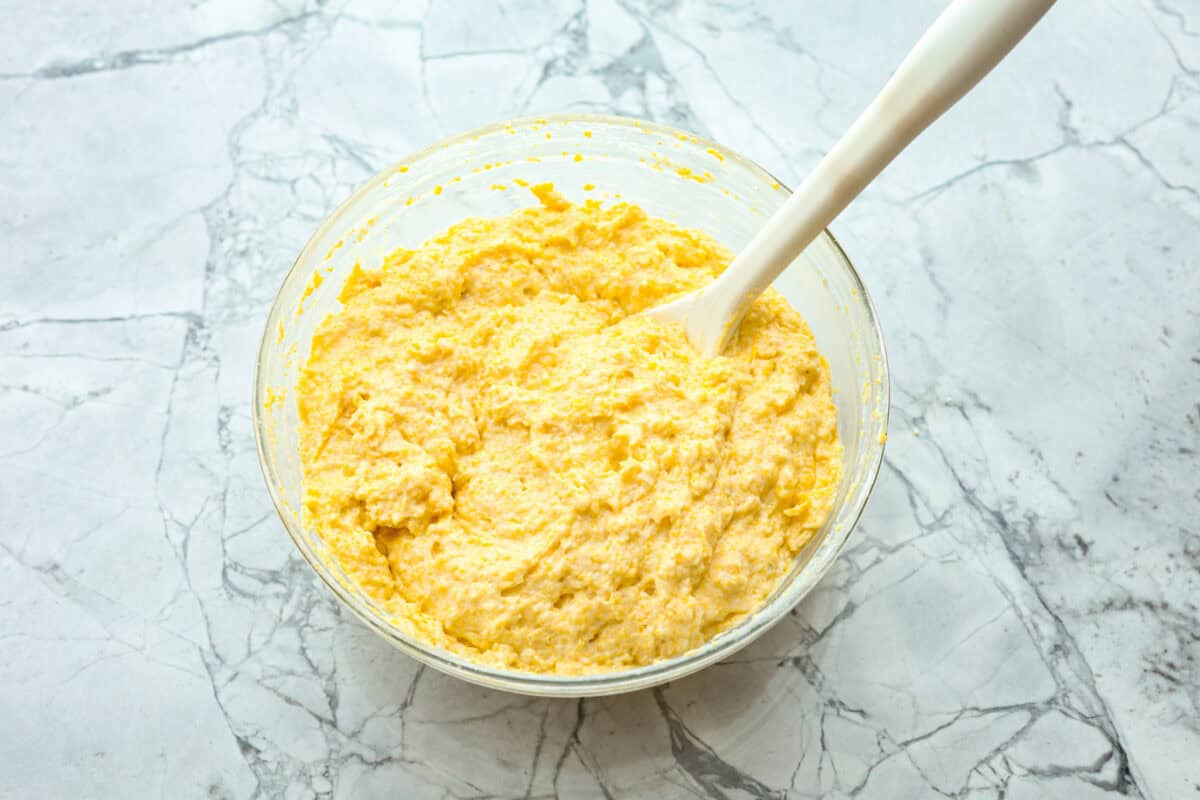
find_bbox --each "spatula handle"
[707,0,1056,351]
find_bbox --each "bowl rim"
[252,111,890,696]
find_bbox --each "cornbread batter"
[298,185,841,674]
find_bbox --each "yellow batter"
[298,185,841,674]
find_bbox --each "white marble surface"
[2,1,1197,797]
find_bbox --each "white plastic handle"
[699,0,1056,354]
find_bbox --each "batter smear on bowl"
[298,184,841,674]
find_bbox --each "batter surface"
[298,185,841,674]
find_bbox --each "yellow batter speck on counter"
[297,184,842,674]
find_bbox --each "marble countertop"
[3,1,1197,797]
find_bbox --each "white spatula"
[644,0,1057,356]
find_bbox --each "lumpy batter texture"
[298,185,841,674]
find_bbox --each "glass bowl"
[252,114,889,697]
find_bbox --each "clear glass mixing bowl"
[253,114,889,696]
